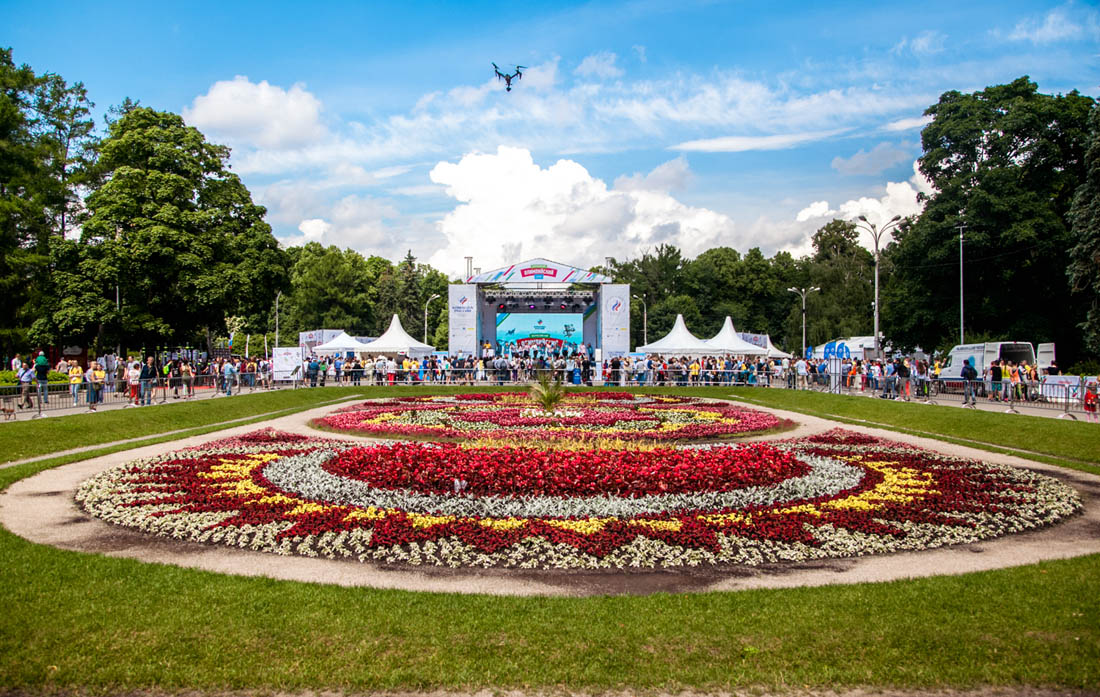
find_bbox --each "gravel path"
[2,400,1097,597]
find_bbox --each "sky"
[5,0,1099,278]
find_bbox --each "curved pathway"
[2,400,1097,597]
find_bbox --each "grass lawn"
[1,384,1098,693]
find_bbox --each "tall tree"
[1068,104,1100,354]
[883,77,1094,356]
[47,106,287,352]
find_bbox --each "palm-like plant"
[529,371,566,412]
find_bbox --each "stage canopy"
[312,331,374,354]
[360,314,435,357]
[705,317,768,355]
[465,257,613,285]
[637,314,716,355]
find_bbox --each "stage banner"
[599,284,630,357]
[273,346,304,381]
[448,284,478,356]
[466,258,610,285]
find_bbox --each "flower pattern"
[77,427,1081,570]
[314,392,786,442]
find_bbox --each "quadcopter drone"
[492,62,526,91]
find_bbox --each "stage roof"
[465,258,612,285]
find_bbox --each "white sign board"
[273,346,304,381]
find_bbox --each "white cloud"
[883,115,932,132]
[575,51,624,79]
[632,45,647,63]
[1008,6,1089,43]
[613,156,692,192]
[893,30,947,56]
[831,142,912,176]
[796,201,836,222]
[795,160,934,250]
[425,146,748,277]
[671,129,848,153]
[184,76,325,149]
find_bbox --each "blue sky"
[5,1,1099,276]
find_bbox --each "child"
[1084,382,1098,424]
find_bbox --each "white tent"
[312,331,374,354]
[358,314,435,357]
[637,314,717,355]
[762,336,792,359]
[705,317,767,355]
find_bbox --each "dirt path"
[2,400,1097,597]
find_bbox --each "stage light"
[528,304,536,309]
[498,303,505,311]
[559,303,567,310]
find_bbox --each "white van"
[939,342,1038,380]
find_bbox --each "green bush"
[0,369,70,385]
[1066,359,1100,376]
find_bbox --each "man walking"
[17,362,34,409]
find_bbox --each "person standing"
[128,360,142,405]
[87,361,105,411]
[180,359,194,398]
[68,360,84,406]
[17,362,34,409]
[10,353,21,373]
[34,352,50,405]
[140,357,157,406]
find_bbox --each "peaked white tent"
[637,314,716,355]
[705,317,767,355]
[359,314,435,357]
[312,331,374,354]
[760,335,791,359]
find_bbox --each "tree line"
[1,48,1097,363]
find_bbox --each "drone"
[492,62,525,92]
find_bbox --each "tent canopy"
[312,331,374,354]
[762,336,791,359]
[359,314,435,357]
[637,314,716,355]
[705,317,767,355]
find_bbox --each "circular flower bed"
[313,392,788,442]
[77,428,1081,570]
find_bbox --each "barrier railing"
[0,366,1088,421]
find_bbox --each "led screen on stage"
[496,313,582,349]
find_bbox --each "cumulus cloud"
[794,160,934,250]
[425,146,744,277]
[183,76,325,149]
[613,156,692,192]
[575,51,624,79]
[831,142,913,176]
[672,128,849,153]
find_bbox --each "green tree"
[884,77,1094,356]
[1068,104,1100,355]
[0,49,98,355]
[284,243,376,336]
[50,106,287,352]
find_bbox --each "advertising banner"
[738,332,769,350]
[448,284,478,357]
[273,346,304,381]
[465,258,611,285]
[599,284,630,356]
[298,329,342,352]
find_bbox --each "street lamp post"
[787,286,821,357]
[274,291,282,349]
[631,294,648,346]
[956,222,966,344]
[424,293,441,343]
[855,214,902,359]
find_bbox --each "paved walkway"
[2,399,1097,597]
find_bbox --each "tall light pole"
[788,286,820,358]
[274,291,282,349]
[956,222,966,344]
[855,214,902,359]
[424,293,441,343]
[632,293,648,346]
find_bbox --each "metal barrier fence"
[0,367,1090,421]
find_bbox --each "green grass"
[0,526,1096,691]
[1,384,1099,692]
